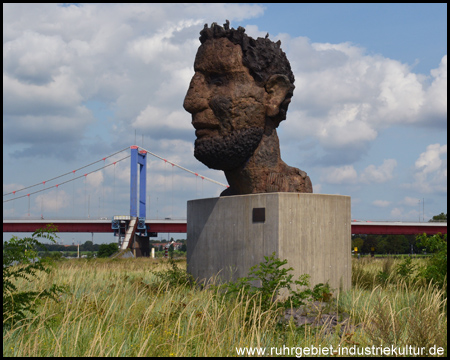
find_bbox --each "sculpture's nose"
[183,73,209,114]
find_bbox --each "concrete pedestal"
[187,193,351,291]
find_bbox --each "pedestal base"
[187,193,351,291]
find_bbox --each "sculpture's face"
[183,37,266,170]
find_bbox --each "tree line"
[25,239,187,253]
[352,213,447,255]
[352,234,419,255]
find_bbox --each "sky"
[3,3,447,244]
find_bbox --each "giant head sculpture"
[183,21,312,196]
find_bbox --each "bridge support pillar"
[133,234,150,257]
[130,146,147,218]
[187,193,352,292]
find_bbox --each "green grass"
[3,257,447,357]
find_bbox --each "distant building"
[151,241,183,250]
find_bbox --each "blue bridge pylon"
[112,145,149,246]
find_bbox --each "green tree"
[392,235,410,254]
[47,252,63,260]
[429,212,447,222]
[168,243,174,258]
[82,240,94,251]
[3,225,67,328]
[361,235,377,254]
[352,237,364,252]
[376,235,410,254]
[97,242,118,258]
[376,236,388,254]
[416,233,447,291]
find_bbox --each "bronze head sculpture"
[183,21,313,196]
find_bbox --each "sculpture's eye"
[208,74,226,86]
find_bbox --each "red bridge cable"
[3,147,129,197]
[3,156,130,203]
[137,146,229,188]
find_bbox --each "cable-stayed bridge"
[3,218,446,236]
[3,145,447,255]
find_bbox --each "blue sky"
[3,3,447,244]
[256,3,446,75]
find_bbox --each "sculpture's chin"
[194,127,264,171]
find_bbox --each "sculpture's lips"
[192,121,220,138]
[195,128,219,139]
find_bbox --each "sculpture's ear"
[264,74,291,117]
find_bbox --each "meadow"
[3,256,447,357]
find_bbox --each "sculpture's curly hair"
[199,20,295,126]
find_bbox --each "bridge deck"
[2,219,447,235]
[350,221,446,235]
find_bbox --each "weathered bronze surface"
[183,21,312,196]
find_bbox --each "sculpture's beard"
[194,127,264,171]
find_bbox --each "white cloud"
[243,24,269,39]
[3,30,72,85]
[390,207,421,221]
[390,207,403,219]
[401,196,420,207]
[320,159,397,185]
[320,165,358,184]
[374,59,425,123]
[103,155,131,185]
[3,3,265,157]
[86,171,104,189]
[3,4,446,168]
[2,4,446,223]
[3,183,25,194]
[34,189,70,213]
[312,183,322,194]
[281,34,447,161]
[3,72,84,115]
[373,200,391,207]
[127,19,203,64]
[360,159,397,184]
[421,55,447,125]
[132,106,191,132]
[415,143,447,174]
[404,143,447,194]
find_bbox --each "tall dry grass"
[3,258,286,356]
[340,256,447,354]
[3,257,447,356]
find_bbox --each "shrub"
[97,242,119,258]
[416,233,447,291]
[3,225,67,329]
[217,252,331,316]
[395,256,417,280]
[152,258,195,288]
